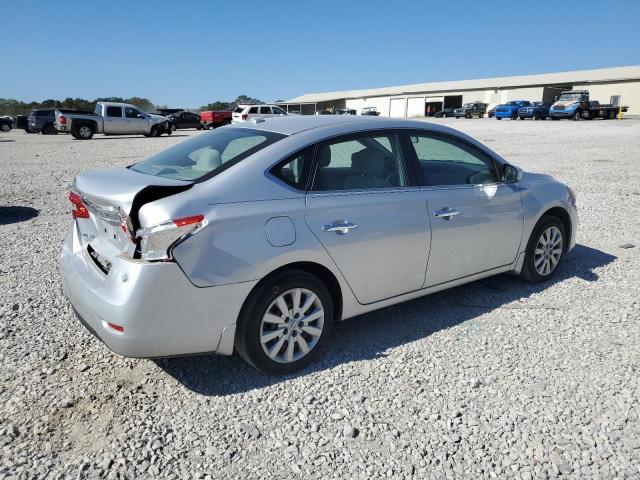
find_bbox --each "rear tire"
[235,270,334,374]
[72,124,94,140]
[42,124,57,135]
[479,113,484,118]
[496,117,502,120]
[511,112,518,120]
[519,215,566,284]
[0,124,10,132]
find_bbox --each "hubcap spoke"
[296,335,310,354]
[261,329,284,344]
[263,313,285,325]
[301,325,323,337]
[285,337,295,362]
[275,296,289,317]
[267,336,287,359]
[300,293,317,314]
[303,309,323,324]
[292,288,302,315]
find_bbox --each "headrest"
[351,149,386,177]
[193,148,222,172]
[317,146,332,168]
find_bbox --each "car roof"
[230,114,463,136]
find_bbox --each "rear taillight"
[59,115,67,125]
[136,214,206,262]
[242,114,248,120]
[69,191,89,219]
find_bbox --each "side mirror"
[138,113,146,119]
[503,164,522,183]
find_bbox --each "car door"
[124,107,147,134]
[305,131,430,304]
[104,106,125,133]
[402,131,524,287]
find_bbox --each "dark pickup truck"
[518,102,551,120]
[28,108,89,134]
[549,90,629,120]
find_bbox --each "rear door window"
[106,106,123,117]
[311,134,408,191]
[259,106,271,114]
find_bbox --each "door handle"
[322,220,358,235]
[434,208,460,220]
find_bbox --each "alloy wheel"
[260,288,324,364]
[534,226,563,276]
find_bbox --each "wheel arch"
[241,261,344,323]
[540,206,572,252]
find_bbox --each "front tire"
[0,124,10,132]
[573,109,582,121]
[235,270,334,374]
[519,216,566,283]
[511,112,518,120]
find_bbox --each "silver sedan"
[60,116,577,374]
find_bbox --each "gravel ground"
[1,119,639,479]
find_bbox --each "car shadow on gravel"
[0,206,39,225]
[0,139,15,142]
[156,244,616,396]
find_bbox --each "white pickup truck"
[55,102,172,140]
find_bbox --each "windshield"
[130,128,286,182]
[557,93,582,102]
[506,101,519,106]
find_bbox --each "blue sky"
[3,0,639,108]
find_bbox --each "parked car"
[0,117,12,132]
[60,115,577,374]
[167,111,204,130]
[454,102,487,119]
[434,108,456,118]
[232,104,288,123]
[494,101,532,120]
[361,107,380,116]
[518,102,551,120]
[549,90,629,120]
[488,107,495,118]
[55,102,172,139]
[28,108,87,135]
[199,110,232,129]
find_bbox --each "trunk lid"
[73,167,192,267]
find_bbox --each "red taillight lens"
[173,214,204,227]
[60,115,67,125]
[69,191,89,219]
[242,114,248,120]
[106,322,124,333]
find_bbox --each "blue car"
[494,100,532,120]
[518,102,551,120]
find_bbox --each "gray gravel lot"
[1,119,639,479]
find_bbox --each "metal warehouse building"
[280,65,640,117]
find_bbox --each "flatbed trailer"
[549,90,629,120]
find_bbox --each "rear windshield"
[129,128,286,182]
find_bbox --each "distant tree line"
[199,95,264,111]
[1,94,269,117]
[0,97,155,116]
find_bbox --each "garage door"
[389,98,405,118]
[407,97,425,117]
